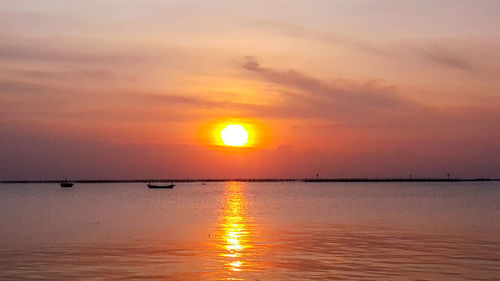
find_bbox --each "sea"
[0,181,499,280]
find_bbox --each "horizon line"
[1,177,497,184]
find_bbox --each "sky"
[1,0,500,180]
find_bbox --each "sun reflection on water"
[215,182,256,274]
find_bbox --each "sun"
[220,124,248,147]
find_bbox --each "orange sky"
[1,1,500,179]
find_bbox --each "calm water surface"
[0,182,499,280]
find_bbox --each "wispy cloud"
[238,56,500,135]
[0,80,51,94]
[240,56,422,124]
[3,69,117,82]
[242,56,413,108]
[418,43,474,72]
[252,20,387,56]
[252,20,481,73]
[0,44,153,65]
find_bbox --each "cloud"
[252,20,387,56]
[0,80,51,94]
[418,43,474,72]
[7,69,117,81]
[252,20,481,73]
[241,56,422,124]
[242,56,411,107]
[0,44,151,65]
[239,56,500,135]
[142,93,262,112]
[276,144,293,152]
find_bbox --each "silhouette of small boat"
[60,181,74,187]
[147,182,175,189]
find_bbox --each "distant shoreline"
[1,178,498,184]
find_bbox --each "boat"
[147,182,175,189]
[60,181,74,187]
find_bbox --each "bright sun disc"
[220,124,248,146]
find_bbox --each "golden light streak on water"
[214,182,256,275]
